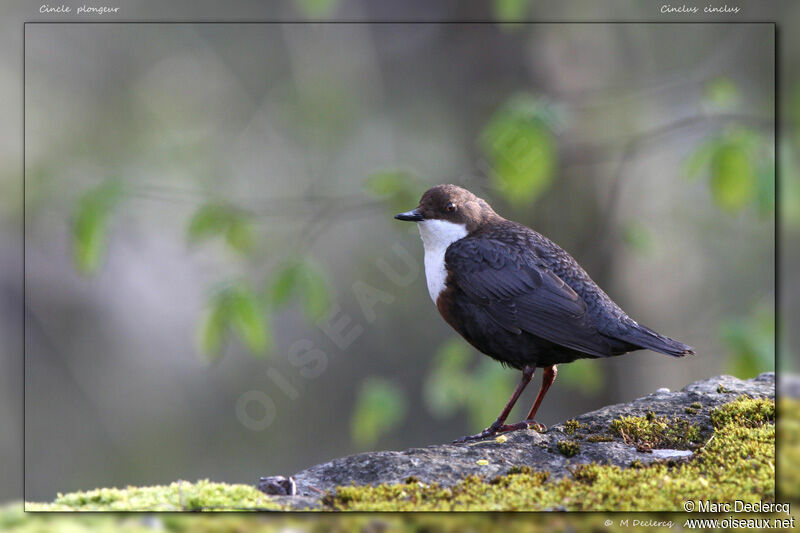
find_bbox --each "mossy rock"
[24,480,288,512]
[23,373,780,513]
[283,373,774,498]
[323,395,776,511]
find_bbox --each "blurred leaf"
[351,378,407,447]
[685,127,772,217]
[197,304,228,362]
[270,263,302,307]
[268,260,331,322]
[225,218,255,254]
[293,0,337,18]
[720,307,775,378]
[188,205,229,241]
[196,282,272,360]
[71,181,124,274]
[479,94,557,206]
[710,143,756,213]
[228,285,271,355]
[558,359,604,396]
[492,0,529,21]
[187,204,254,255]
[300,262,331,321]
[424,338,472,418]
[684,138,720,181]
[364,170,420,214]
[622,220,653,256]
[704,77,740,109]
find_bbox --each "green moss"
[325,397,775,511]
[569,464,600,483]
[563,419,588,435]
[25,480,286,512]
[586,434,614,443]
[710,395,774,428]
[556,440,581,457]
[609,411,703,451]
[684,402,703,415]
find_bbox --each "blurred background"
[11,16,785,502]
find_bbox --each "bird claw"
[525,420,547,432]
[452,419,546,443]
[452,428,496,444]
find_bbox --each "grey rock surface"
[263,373,774,506]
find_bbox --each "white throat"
[417,219,468,303]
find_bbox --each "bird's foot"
[508,419,547,433]
[452,419,546,443]
[451,427,497,444]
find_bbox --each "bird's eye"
[445,202,456,212]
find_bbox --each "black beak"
[394,209,424,222]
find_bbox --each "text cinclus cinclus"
[395,184,694,442]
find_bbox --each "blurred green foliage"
[479,94,559,206]
[70,181,124,274]
[704,77,740,110]
[684,79,774,216]
[268,260,331,323]
[710,142,757,212]
[492,0,530,21]
[557,359,603,396]
[195,259,331,362]
[197,282,271,361]
[720,306,775,378]
[621,220,654,256]
[187,203,255,255]
[685,127,772,215]
[350,378,407,448]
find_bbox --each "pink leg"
[525,365,557,426]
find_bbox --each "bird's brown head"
[394,184,498,232]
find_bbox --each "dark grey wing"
[445,237,613,357]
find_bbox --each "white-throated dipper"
[395,184,694,442]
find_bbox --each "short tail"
[620,324,695,358]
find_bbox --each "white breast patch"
[417,219,468,303]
